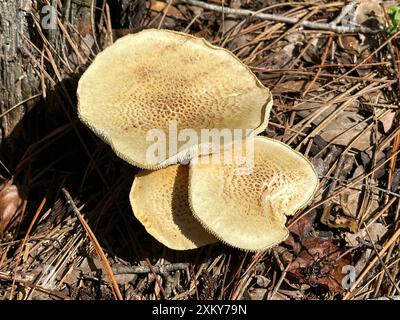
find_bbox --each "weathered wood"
[0,0,40,140]
[0,0,94,169]
[0,0,145,170]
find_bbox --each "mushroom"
[77,29,272,169]
[188,136,318,251]
[130,164,217,250]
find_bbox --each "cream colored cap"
[77,29,272,169]
[189,137,318,251]
[130,164,217,250]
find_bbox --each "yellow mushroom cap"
[130,164,217,250]
[77,29,272,169]
[188,137,319,251]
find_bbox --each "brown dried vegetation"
[0,0,400,300]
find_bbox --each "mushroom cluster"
[77,29,319,251]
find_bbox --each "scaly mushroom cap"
[189,137,318,251]
[77,29,272,169]
[130,164,217,250]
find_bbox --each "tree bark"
[0,0,95,171]
[0,0,40,140]
[0,0,146,172]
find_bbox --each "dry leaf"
[272,80,310,94]
[255,275,271,288]
[303,37,323,63]
[354,0,385,28]
[366,222,387,242]
[287,238,352,292]
[0,182,24,234]
[339,164,380,218]
[284,234,302,255]
[288,211,316,238]
[319,112,373,151]
[379,112,396,133]
[340,165,364,218]
[245,288,267,300]
[267,291,290,300]
[345,222,387,247]
[338,35,367,55]
[262,42,296,69]
[299,101,359,122]
[150,0,186,20]
[284,31,304,44]
[324,212,359,233]
[223,20,250,53]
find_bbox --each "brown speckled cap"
[189,137,319,251]
[130,164,217,250]
[77,29,272,169]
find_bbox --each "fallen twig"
[112,263,190,275]
[331,0,357,25]
[179,0,378,34]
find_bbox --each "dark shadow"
[0,70,227,266]
[171,165,218,248]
